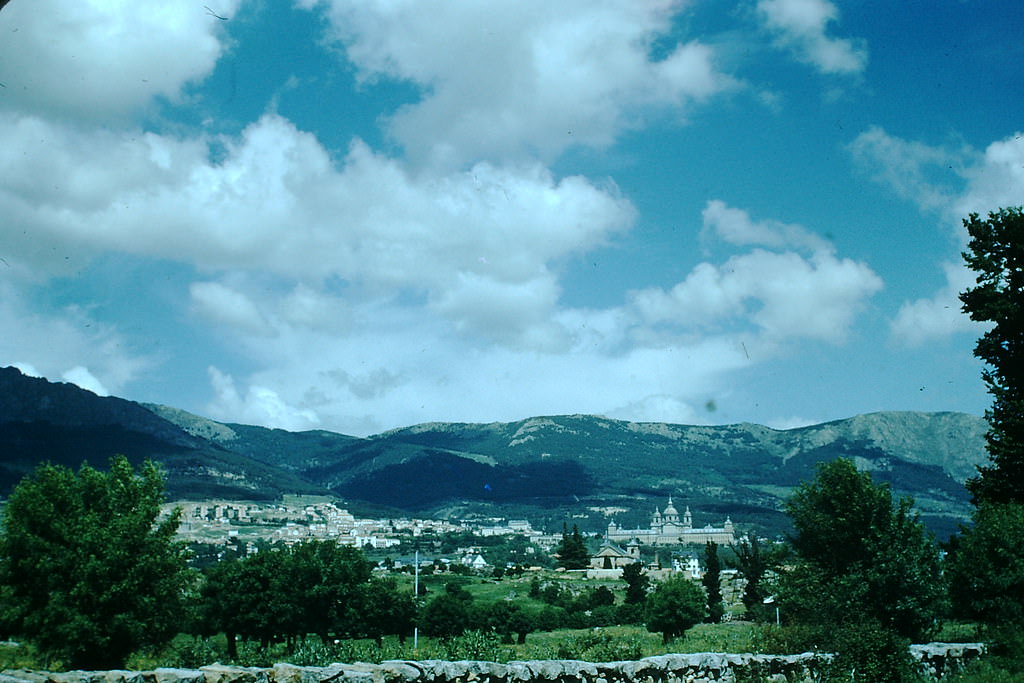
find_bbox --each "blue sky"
[1,0,1021,436]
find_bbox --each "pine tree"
[555,523,589,569]
[960,207,1024,504]
[701,541,724,623]
[622,561,649,604]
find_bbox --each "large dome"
[663,496,679,517]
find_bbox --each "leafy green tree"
[200,550,292,656]
[555,524,589,569]
[474,600,521,643]
[420,592,472,637]
[506,608,535,644]
[286,540,372,641]
[0,456,190,669]
[644,574,707,644]
[780,458,944,643]
[701,541,724,623]
[960,207,1024,505]
[622,561,648,604]
[947,503,1024,634]
[588,585,616,609]
[358,577,416,645]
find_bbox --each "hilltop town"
[163,495,737,572]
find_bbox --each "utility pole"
[413,549,419,650]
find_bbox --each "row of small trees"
[199,541,415,657]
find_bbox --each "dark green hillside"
[359,413,985,537]
[0,367,326,500]
[0,366,988,538]
[335,451,593,507]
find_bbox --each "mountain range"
[0,366,989,539]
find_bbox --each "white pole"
[413,549,419,650]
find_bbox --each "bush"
[555,630,646,662]
[439,630,506,662]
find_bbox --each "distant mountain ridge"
[0,366,989,538]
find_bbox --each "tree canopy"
[780,458,944,643]
[960,206,1024,505]
[0,456,190,669]
[621,561,649,605]
[555,524,589,570]
[644,574,706,644]
[199,539,407,656]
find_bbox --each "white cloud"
[190,281,271,336]
[757,0,867,75]
[702,199,831,253]
[890,262,977,347]
[11,363,43,378]
[955,133,1024,219]
[848,126,967,214]
[0,0,238,119]
[197,304,754,435]
[634,203,882,344]
[62,366,110,396]
[850,128,1024,224]
[0,282,151,395]
[0,113,635,346]
[630,248,882,343]
[206,366,321,431]
[851,129,1024,344]
[298,0,736,168]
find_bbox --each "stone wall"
[0,644,985,683]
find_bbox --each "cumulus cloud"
[298,0,736,168]
[206,366,321,431]
[190,281,272,336]
[954,133,1024,219]
[702,199,831,253]
[890,262,977,347]
[630,248,883,343]
[0,0,238,119]
[851,128,1024,226]
[198,307,754,435]
[0,113,635,345]
[848,126,968,214]
[757,0,867,75]
[634,201,882,343]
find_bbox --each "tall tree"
[701,542,724,623]
[733,536,769,618]
[555,524,589,569]
[778,459,945,682]
[960,206,1024,505]
[200,550,292,655]
[0,456,190,669]
[621,561,649,605]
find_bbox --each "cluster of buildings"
[166,495,737,577]
[166,496,542,554]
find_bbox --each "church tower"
[683,505,692,530]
